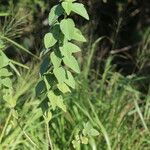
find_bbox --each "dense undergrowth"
[0,58,150,149]
[0,0,150,149]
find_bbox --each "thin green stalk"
[46,122,53,150]
[134,96,149,132]
[0,109,12,144]
[10,60,29,69]
[0,35,40,60]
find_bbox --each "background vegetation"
[0,0,150,149]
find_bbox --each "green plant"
[37,0,90,148]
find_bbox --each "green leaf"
[65,71,76,89]
[63,55,80,73]
[0,68,12,77]
[60,18,75,40]
[50,51,62,68]
[44,76,51,91]
[56,97,67,112]
[1,78,12,88]
[40,57,50,75]
[47,91,57,110]
[36,80,46,96]
[44,33,57,49]
[72,3,89,20]
[72,140,80,148]
[47,90,66,111]
[88,128,99,136]
[81,136,88,144]
[60,42,81,57]
[53,67,67,83]
[0,52,9,69]
[57,82,71,93]
[44,111,52,123]
[62,2,72,15]
[0,39,5,49]
[49,4,64,26]
[51,24,62,41]
[83,122,99,137]
[72,28,86,42]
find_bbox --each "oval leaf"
[57,83,71,93]
[72,28,86,42]
[44,33,57,49]
[65,71,76,89]
[62,2,72,15]
[50,51,62,68]
[53,67,67,83]
[49,4,64,26]
[60,18,75,40]
[72,3,89,20]
[63,55,80,73]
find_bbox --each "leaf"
[50,51,62,68]
[44,33,57,49]
[65,71,76,89]
[49,4,64,26]
[44,76,51,91]
[81,136,88,144]
[40,57,50,75]
[83,122,99,137]
[57,82,71,93]
[47,90,66,111]
[56,97,67,112]
[51,24,62,41]
[72,140,80,149]
[44,111,52,123]
[0,68,12,77]
[36,80,46,96]
[0,39,5,49]
[62,2,73,15]
[1,78,12,88]
[72,3,89,20]
[60,18,75,40]
[2,89,15,107]
[47,91,57,110]
[53,67,67,83]
[83,122,93,136]
[0,52,9,69]
[88,129,99,136]
[60,42,81,57]
[72,28,86,42]
[63,55,80,73]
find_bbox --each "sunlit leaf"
[72,3,89,20]
[44,33,57,49]
[60,18,75,40]
[63,55,80,73]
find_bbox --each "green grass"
[0,58,150,150]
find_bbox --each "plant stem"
[0,109,12,144]
[46,122,53,150]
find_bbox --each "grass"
[0,57,150,150]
